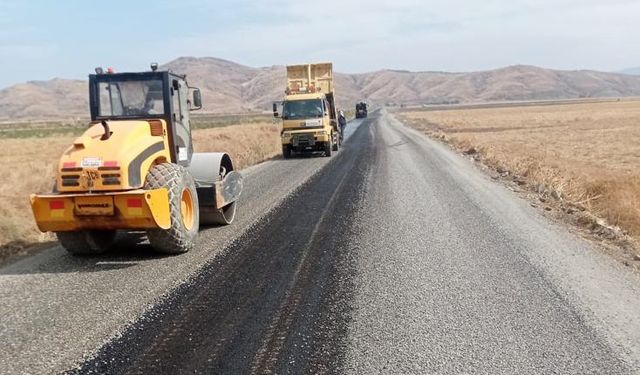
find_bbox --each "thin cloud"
[0,0,639,88]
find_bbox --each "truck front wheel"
[325,139,333,157]
[282,145,292,159]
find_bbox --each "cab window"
[171,79,192,162]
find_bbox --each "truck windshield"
[97,79,165,117]
[282,99,323,120]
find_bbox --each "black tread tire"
[56,230,116,255]
[144,163,199,254]
[332,133,339,151]
[282,145,292,159]
[325,139,333,157]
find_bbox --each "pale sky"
[0,0,639,88]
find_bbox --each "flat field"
[397,100,640,248]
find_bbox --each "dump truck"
[273,62,339,158]
[30,64,242,255]
[355,101,368,118]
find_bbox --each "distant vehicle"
[274,62,340,158]
[355,101,368,118]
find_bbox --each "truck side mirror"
[272,102,279,118]
[192,89,202,110]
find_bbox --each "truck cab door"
[171,78,193,165]
[325,99,337,131]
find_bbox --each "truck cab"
[275,63,339,158]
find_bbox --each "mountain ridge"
[2,57,640,120]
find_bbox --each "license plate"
[304,119,322,127]
[81,157,102,168]
[74,196,114,216]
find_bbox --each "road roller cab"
[31,65,242,255]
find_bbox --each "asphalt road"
[1,110,640,374]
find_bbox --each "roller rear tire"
[56,230,116,255]
[144,163,199,254]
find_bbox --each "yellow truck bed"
[286,63,333,95]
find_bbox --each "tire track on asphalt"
[69,116,375,374]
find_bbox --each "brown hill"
[160,57,364,112]
[161,57,262,113]
[3,58,640,120]
[0,79,87,120]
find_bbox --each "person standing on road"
[338,110,347,141]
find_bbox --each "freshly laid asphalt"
[1,110,639,374]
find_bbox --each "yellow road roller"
[31,64,242,255]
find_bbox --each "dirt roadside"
[394,103,640,272]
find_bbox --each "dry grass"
[0,138,70,248]
[192,122,281,170]
[398,100,640,247]
[0,122,280,251]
